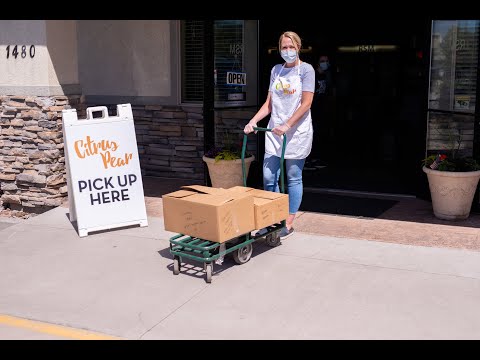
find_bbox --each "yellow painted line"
[0,314,123,340]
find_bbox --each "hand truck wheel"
[232,243,253,265]
[266,232,281,247]
[173,256,181,275]
[205,263,213,283]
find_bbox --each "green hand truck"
[169,127,287,283]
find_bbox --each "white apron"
[265,62,313,159]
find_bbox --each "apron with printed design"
[265,62,313,159]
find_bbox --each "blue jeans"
[263,153,306,214]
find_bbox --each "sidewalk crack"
[138,286,208,339]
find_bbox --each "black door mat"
[299,193,398,218]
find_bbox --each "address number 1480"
[6,45,35,59]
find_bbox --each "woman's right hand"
[244,121,257,134]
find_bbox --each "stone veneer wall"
[0,98,258,213]
[134,105,206,180]
[0,95,82,214]
[89,104,258,181]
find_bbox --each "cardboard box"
[162,185,255,243]
[251,189,289,229]
[227,187,289,229]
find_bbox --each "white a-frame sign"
[62,104,148,237]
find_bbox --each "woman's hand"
[244,121,257,134]
[272,124,290,136]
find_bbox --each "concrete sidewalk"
[1,205,480,339]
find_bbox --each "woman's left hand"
[272,124,290,136]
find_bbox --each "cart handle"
[242,127,287,194]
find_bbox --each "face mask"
[281,49,297,64]
[319,62,329,71]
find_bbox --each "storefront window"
[428,20,480,113]
[214,20,245,106]
[181,20,257,107]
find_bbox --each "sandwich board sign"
[62,103,148,237]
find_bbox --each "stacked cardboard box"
[163,185,255,243]
[227,186,289,229]
[162,185,289,243]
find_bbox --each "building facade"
[0,20,479,213]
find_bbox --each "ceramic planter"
[203,155,255,189]
[423,166,480,220]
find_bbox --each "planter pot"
[422,166,480,220]
[203,155,255,189]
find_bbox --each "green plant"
[422,154,480,172]
[204,146,242,162]
[423,126,480,172]
[204,132,251,163]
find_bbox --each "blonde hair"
[278,31,302,53]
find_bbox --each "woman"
[244,31,315,239]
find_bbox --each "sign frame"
[62,104,148,237]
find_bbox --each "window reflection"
[429,20,479,113]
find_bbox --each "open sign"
[226,72,247,86]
